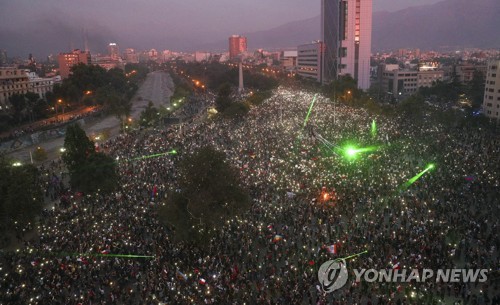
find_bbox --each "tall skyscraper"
[108,43,120,60]
[322,0,372,90]
[483,59,500,120]
[229,35,247,60]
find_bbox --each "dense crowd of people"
[1,87,499,304]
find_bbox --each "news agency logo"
[318,260,489,293]
[318,259,348,293]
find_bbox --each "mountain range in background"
[2,0,499,58]
[199,0,500,52]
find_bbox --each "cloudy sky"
[0,0,443,58]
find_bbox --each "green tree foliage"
[106,93,132,124]
[53,64,140,112]
[159,146,251,243]
[215,83,232,112]
[63,124,95,172]
[107,68,128,93]
[70,152,119,193]
[69,63,108,93]
[24,91,40,122]
[32,99,49,119]
[124,63,149,83]
[8,92,50,124]
[419,79,463,104]
[32,146,48,162]
[171,62,278,92]
[9,93,26,123]
[53,79,82,104]
[62,124,119,193]
[25,92,39,105]
[397,94,428,121]
[169,70,193,104]
[105,93,132,127]
[139,101,159,126]
[224,102,250,118]
[0,156,43,233]
[466,70,486,109]
[0,114,11,132]
[170,83,192,104]
[246,90,272,106]
[325,75,360,102]
[45,91,56,106]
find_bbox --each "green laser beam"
[333,250,368,262]
[303,94,318,128]
[71,252,155,259]
[26,250,155,259]
[338,144,379,161]
[294,95,318,154]
[95,253,155,258]
[402,163,435,189]
[129,149,177,161]
[371,119,377,138]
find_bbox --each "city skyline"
[1,0,447,58]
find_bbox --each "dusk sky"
[0,0,443,57]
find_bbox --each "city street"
[6,71,173,164]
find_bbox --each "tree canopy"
[215,83,232,112]
[325,75,361,102]
[139,101,159,127]
[63,124,96,172]
[53,63,142,116]
[62,124,118,193]
[170,62,278,92]
[159,146,251,243]
[0,156,43,234]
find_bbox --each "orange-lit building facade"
[57,49,91,79]
[229,35,247,60]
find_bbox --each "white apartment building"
[483,60,500,120]
[380,65,444,99]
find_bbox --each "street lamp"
[57,99,65,121]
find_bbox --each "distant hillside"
[372,0,500,50]
[198,16,320,52]
[198,0,500,52]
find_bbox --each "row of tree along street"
[1,63,149,136]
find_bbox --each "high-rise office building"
[297,42,324,83]
[483,59,500,120]
[58,49,91,79]
[108,43,120,60]
[229,35,247,60]
[322,0,372,90]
